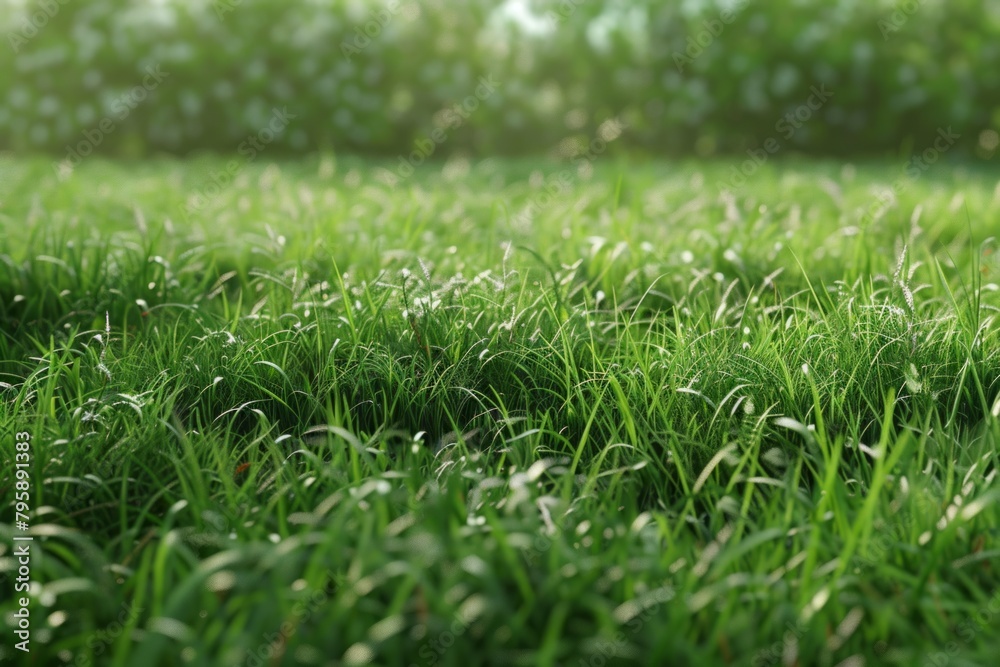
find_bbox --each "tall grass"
[1,156,998,666]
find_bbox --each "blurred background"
[1,0,999,161]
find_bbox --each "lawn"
[2,155,1000,666]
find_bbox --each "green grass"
[1,154,999,666]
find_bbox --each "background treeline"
[1,0,998,158]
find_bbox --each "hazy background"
[1,0,999,160]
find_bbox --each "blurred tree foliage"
[1,0,998,158]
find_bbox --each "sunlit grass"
[1,155,999,666]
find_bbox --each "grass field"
[2,155,1000,666]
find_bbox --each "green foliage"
[1,156,1000,665]
[2,0,999,157]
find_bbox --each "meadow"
[1,154,1000,666]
